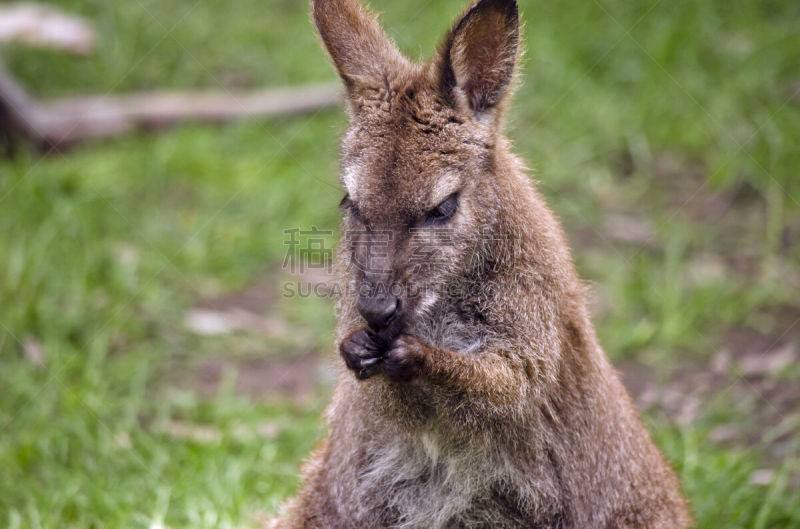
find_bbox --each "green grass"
[2,0,800,527]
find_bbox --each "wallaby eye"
[339,194,365,224]
[423,193,459,226]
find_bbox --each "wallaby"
[270,0,692,527]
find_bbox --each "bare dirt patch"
[187,353,330,402]
[170,267,336,402]
[620,308,800,458]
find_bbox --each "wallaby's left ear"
[312,0,409,96]
[438,0,519,117]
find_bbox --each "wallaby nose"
[356,295,398,331]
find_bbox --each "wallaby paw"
[339,328,384,380]
[383,335,429,382]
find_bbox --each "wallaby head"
[314,0,523,343]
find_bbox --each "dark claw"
[340,328,386,380]
[356,356,382,379]
[382,335,428,382]
[361,357,381,367]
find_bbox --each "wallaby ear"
[312,0,409,94]
[438,0,519,117]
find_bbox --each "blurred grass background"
[1,0,799,527]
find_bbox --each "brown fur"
[269,0,692,527]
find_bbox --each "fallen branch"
[0,4,342,151]
[0,2,95,54]
[0,59,46,144]
[35,83,342,148]
[0,71,342,151]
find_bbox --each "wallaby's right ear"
[437,0,519,118]
[312,0,408,94]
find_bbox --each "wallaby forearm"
[423,346,533,411]
[341,325,550,419]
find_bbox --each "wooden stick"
[0,6,341,151]
[0,60,46,145]
[36,84,342,148]
[0,79,342,151]
[0,3,95,54]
